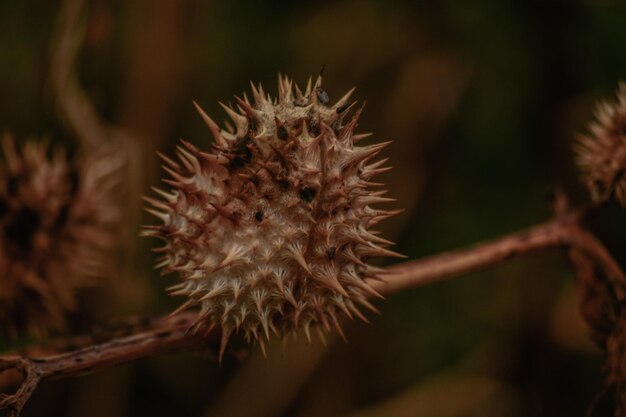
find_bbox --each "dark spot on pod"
[299,186,317,202]
[7,175,18,196]
[254,210,264,222]
[308,119,320,136]
[156,331,171,339]
[277,178,290,191]
[4,207,41,250]
[229,146,253,170]
[275,117,289,141]
[316,87,329,105]
[277,124,289,140]
[327,247,336,260]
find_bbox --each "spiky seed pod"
[576,82,626,205]
[0,135,121,338]
[144,74,401,358]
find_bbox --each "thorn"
[348,304,369,323]
[354,297,381,315]
[352,132,373,142]
[336,100,357,115]
[356,195,396,206]
[345,141,391,166]
[362,166,393,179]
[176,143,201,172]
[259,309,271,340]
[304,322,312,344]
[168,298,197,317]
[199,284,228,301]
[339,102,366,140]
[234,95,259,120]
[197,151,229,166]
[333,87,357,111]
[162,165,194,185]
[359,228,395,246]
[316,327,327,346]
[216,246,244,270]
[333,297,353,319]
[141,195,169,211]
[258,337,267,357]
[330,312,347,342]
[219,326,232,365]
[342,247,366,266]
[146,208,169,224]
[219,102,248,135]
[359,244,407,259]
[345,273,385,299]
[151,186,176,203]
[249,81,263,105]
[193,100,227,147]
[158,151,181,170]
[210,202,237,223]
[294,82,304,100]
[289,244,312,274]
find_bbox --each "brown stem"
[1,209,624,416]
[373,210,626,295]
[0,313,217,417]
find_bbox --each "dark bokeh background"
[2,0,626,416]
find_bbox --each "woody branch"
[1,203,623,416]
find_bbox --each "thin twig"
[374,209,626,295]
[1,209,624,416]
[0,313,216,417]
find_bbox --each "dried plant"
[5,81,626,417]
[143,74,401,358]
[576,82,626,206]
[0,135,121,338]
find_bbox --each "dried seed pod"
[144,74,401,358]
[576,82,626,205]
[0,135,121,338]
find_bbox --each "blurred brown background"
[2,0,626,416]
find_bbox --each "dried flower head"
[0,135,120,338]
[144,74,401,358]
[576,82,626,205]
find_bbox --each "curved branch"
[1,209,624,416]
[373,211,625,296]
[0,313,217,417]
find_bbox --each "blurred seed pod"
[0,135,122,338]
[575,83,626,206]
